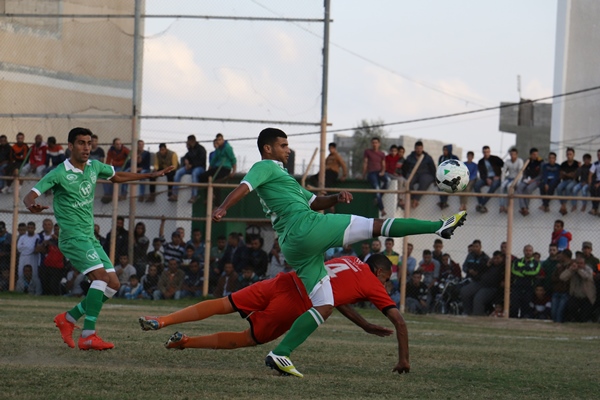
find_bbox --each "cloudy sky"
[140,0,557,174]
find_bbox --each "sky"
[140,0,558,174]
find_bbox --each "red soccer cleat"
[54,312,77,348]
[78,334,115,351]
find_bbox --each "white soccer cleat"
[265,351,304,378]
[436,211,467,239]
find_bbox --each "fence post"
[109,182,119,263]
[202,177,214,297]
[399,191,411,314]
[9,178,20,291]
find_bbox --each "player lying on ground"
[140,254,410,374]
[211,127,466,377]
[23,127,175,351]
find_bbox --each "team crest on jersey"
[90,172,97,184]
[66,174,78,182]
[86,249,100,262]
[79,181,93,198]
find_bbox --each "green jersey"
[32,159,115,241]
[241,160,316,242]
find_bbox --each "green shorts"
[280,213,352,293]
[59,237,114,275]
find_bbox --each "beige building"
[0,0,143,145]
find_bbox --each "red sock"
[160,297,233,327]
[184,330,255,349]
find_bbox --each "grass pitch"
[1,294,599,400]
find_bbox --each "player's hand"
[337,191,353,204]
[212,207,227,222]
[152,166,176,177]
[26,203,49,213]
[392,359,410,374]
[364,323,393,337]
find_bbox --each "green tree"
[350,119,388,177]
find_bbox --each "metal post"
[8,179,20,291]
[317,0,331,191]
[202,177,214,296]
[128,0,143,263]
[109,182,119,263]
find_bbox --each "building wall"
[0,0,142,145]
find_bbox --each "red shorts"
[229,272,312,344]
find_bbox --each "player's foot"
[138,316,164,331]
[436,211,467,239]
[54,312,77,348]
[78,334,114,351]
[265,351,304,378]
[165,331,188,350]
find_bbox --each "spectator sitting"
[551,249,572,323]
[1,132,28,194]
[177,260,204,299]
[147,238,165,272]
[571,153,592,212]
[154,259,185,300]
[101,138,130,203]
[560,255,596,322]
[538,152,561,212]
[20,134,47,177]
[192,133,237,204]
[499,147,523,213]
[122,274,144,300]
[0,135,13,192]
[440,253,462,279]
[169,134,206,203]
[238,265,260,290]
[460,151,478,211]
[162,231,186,267]
[460,251,504,316]
[474,145,504,213]
[401,140,436,209]
[44,136,65,175]
[94,224,106,249]
[141,263,160,300]
[180,245,197,271]
[115,254,136,291]
[16,264,40,295]
[218,232,245,273]
[187,228,206,261]
[557,147,579,215]
[509,245,541,319]
[266,237,286,278]
[516,147,543,216]
[405,271,428,314]
[242,235,269,277]
[333,243,358,259]
[89,133,105,162]
[0,221,11,271]
[500,241,518,263]
[386,279,401,308]
[589,149,600,216]
[0,268,10,291]
[358,242,372,263]
[103,216,129,259]
[213,262,239,298]
[61,268,86,297]
[529,284,552,320]
[121,139,152,201]
[209,235,227,290]
[148,143,178,202]
[550,219,572,252]
[437,144,459,210]
[462,239,490,281]
[416,249,440,310]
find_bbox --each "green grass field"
[1,294,599,400]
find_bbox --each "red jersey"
[327,256,396,314]
[29,143,47,167]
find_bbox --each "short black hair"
[583,153,592,160]
[415,141,423,147]
[385,238,394,244]
[217,235,226,241]
[398,145,405,151]
[91,134,98,139]
[215,133,224,139]
[423,249,432,256]
[549,152,557,158]
[482,145,490,151]
[112,138,120,145]
[389,144,398,150]
[159,143,166,149]
[328,142,336,148]
[371,137,380,142]
[560,249,572,259]
[68,127,92,144]
[467,151,474,156]
[117,216,125,222]
[566,147,575,154]
[47,136,56,145]
[0,134,6,140]
[529,147,538,154]
[554,219,564,228]
[365,253,392,273]
[187,135,197,141]
[257,128,287,156]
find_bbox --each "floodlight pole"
[318,0,331,191]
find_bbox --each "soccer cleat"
[165,331,188,350]
[265,351,304,378]
[54,312,77,348]
[436,211,467,239]
[78,333,114,351]
[138,316,163,331]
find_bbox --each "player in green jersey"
[23,127,174,350]
[212,128,467,377]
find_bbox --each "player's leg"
[165,329,256,350]
[139,297,234,330]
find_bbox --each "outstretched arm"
[110,166,175,183]
[385,308,410,374]
[23,190,49,213]
[336,304,393,337]
[310,191,353,211]
[212,184,250,222]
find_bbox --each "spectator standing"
[402,140,437,209]
[21,134,47,177]
[551,249,572,323]
[153,259,185,300]
[0,135,13,191]
[416,249,440,309]
[44,136,66,175]
[192,133,237,204]
[242,236,269,277]
[320,142,348,188]
[36,220,63,295]
[2,132,28,193]
[133,222,150,277]
[540,244,559,293]
[560,255,596,322]
[432,238,444,265]
[509,245,541,318]
[148,143,178,202]
[94,224,106,249]
[101,138,130,203]
[0,221,12,271]
[141,263,160,299]
[209,235,227,289]
[162,232,186,267]
[170,135,206,203]
[333,244,358,259]
[187,228,205,261]
[570,153,592,212]
[437,144,459,210]
[474,146,504,213]
[362,137,388,215]
[461,251,504,316]
[405,271,428,314]
[516,148,543,216]
[550,219,572,252]
[218,232,245,273]
[460,151,479,211]
[17,222,39,285]
[358,242,372,263]
[588,149,600,215]
[557,147,579,215]
[267,237,286,278]
[462,240,490,281]
[177,260,204,299]
[581,241,599,271]
[403,243,418,277]
[103,216,129,259]
[382,238,399,270]
[539,152,561,212]
[213,262,239,298]
[499,148,524,213]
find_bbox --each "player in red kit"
[140,254,409,374]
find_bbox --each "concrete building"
[0,0,143,145]
[499,101,552,160]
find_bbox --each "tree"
[350,119,388,177]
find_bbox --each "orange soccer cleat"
[54,312,77,348]
[78,334,115,351]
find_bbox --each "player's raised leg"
[139,297,234,331]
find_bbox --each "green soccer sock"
[67,294,110,321]
[381,218,443,238]
[82,281,108,332]
[273,308,324,357]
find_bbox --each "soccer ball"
[436,159,470,193]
